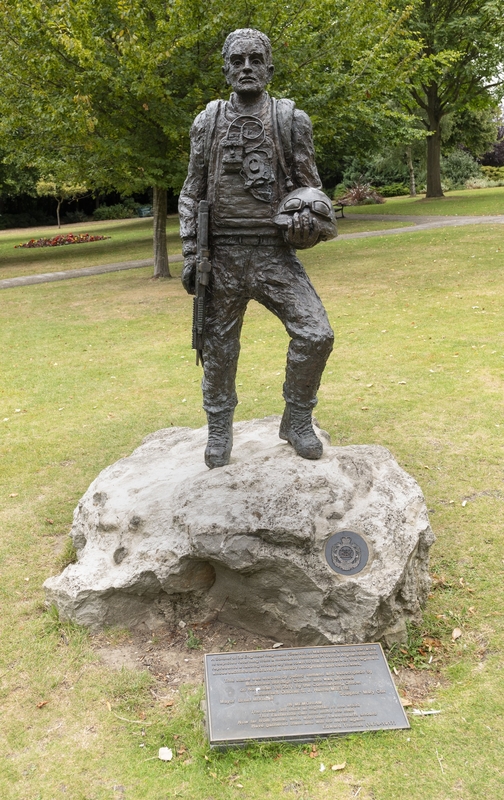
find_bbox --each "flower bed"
[15,233,111,248]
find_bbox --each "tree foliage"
[36,177,88,228]
[404,0,504,196]
[0,0,424,256]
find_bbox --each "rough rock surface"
[44,417,435,646]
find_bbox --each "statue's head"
[222,28,274,98]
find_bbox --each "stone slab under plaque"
[204,643,409,748]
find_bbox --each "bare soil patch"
[93,620,442,704]
[394,666,446,705]
[93,618,278,688]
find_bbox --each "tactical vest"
[203,95,295,234]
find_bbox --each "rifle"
[192,200,212,365]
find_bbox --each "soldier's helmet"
[274,186,337,247]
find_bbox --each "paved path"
[339,213,504,239]
[0,254,183,290]
[1,214,503,290]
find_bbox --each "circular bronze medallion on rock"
[325,531,369,576]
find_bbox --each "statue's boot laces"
[205,410,234,469]
[279,403,323,460]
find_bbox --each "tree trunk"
[425,83,444,198]
[153,186,171,278]
[406,146,416,197]
[56,198,62,228]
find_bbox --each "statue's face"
[223,37,274,97]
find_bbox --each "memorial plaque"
[204,643,409,748]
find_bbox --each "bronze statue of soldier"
[179,28,336,469]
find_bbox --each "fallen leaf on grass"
[10,493,18,498]
[331,762,346,771]
[400,698,413,707]
[158,747,173,761]
[423,636,442,649]
[452,627,462,641]
[164,700,174,707]
[106,701,111,712]
[45,518,54,524]
[308,744,319,758]
[37,700,49,708]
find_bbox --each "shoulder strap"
[272,97,295,190]
[203,99,223,168]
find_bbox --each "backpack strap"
[203,99,223,168]
[272,97,295,190]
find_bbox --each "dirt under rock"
[93,618,442,705]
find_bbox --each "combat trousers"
[202,241,334,414]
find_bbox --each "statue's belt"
[212,233,285,247]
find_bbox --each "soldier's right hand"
[181,256,197,295]
[286,208,320,249]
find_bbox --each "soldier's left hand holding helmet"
[273,187,337,250]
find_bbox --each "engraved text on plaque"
[204,643,409,747]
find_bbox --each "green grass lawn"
[0,215,411,283]
[1,216,503,799]
[336,217,412,233]
[346,185,504,216]
[0,216,181,281]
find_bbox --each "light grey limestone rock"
[44,417,434,646]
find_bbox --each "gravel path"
[2,214,503,290]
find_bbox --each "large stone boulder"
[44,417,434,646]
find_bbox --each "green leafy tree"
[404,0,504,197]
[0,0,423,269]
[442,105,500,158]
[0,152,38,201]
[36,177,88,228]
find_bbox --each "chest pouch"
[221,115,275,202]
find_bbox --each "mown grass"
[346,185,504,216]
[336,217,412,233]
[1,216,503,799]
[0,215,408,284]
[0,216,181,281]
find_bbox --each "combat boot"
[205,410,234,469]
[279,403,323,460]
